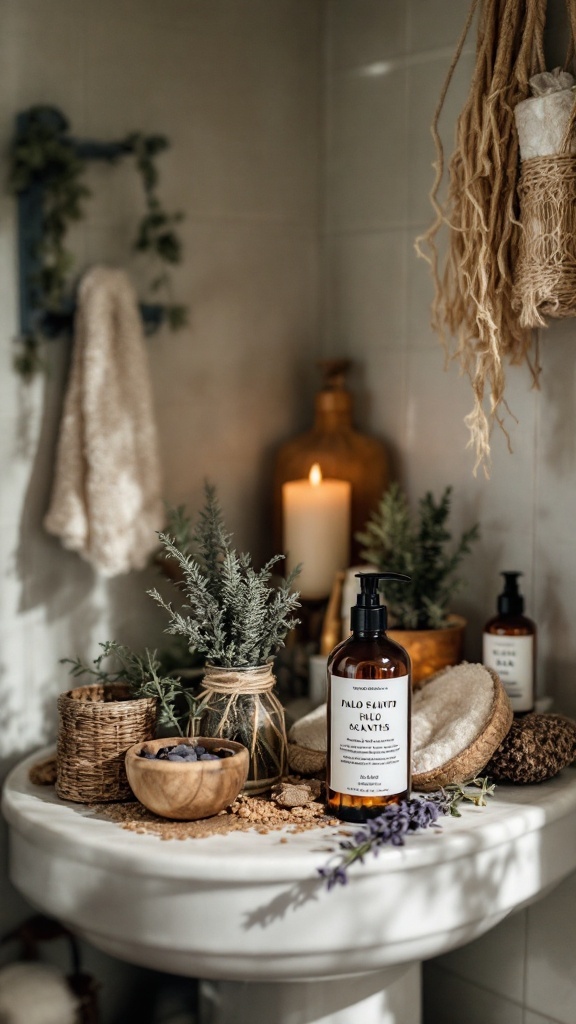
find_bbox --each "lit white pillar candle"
[282,463,351,600]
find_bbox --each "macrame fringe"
[417,0,576,473]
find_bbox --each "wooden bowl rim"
[125,735,248,768]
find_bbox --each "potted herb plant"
[355,483,480,684]
[57,642,196,803]
[149,484,301,793]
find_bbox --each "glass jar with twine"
[192,662,287,794]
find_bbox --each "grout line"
[426,962,526,1015]
[325,42,476,82]
[522,907,529,1019]
[318,0,331,359]
[531,330,541,700]
[322,222,422,238]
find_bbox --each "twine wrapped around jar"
[192,663,288,794]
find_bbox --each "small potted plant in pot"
[149,484,301,794]
[355,483,480,684]
[57,642,197,803]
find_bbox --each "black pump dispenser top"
[351,571,411,633]
[497,571,524,615]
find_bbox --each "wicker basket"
[56,683,157,803]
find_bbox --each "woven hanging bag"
[56,683,157,803]
[512,69,576,326]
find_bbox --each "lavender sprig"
[319,778,494,889]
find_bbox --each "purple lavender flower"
[318,797,446,889]
[318,779,494,890]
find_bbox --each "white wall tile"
[430,909,527,1004]
[407,0,477,54]
[525,1012,569,1024]
[325,65,409,231]
[348,345,408,480]
[148,219,320,562]
[422,964,524,1024]
[0,0,86,127]
[325,0,408,73]
[406,48,476,228]
[83,0,321,224]
[534,321,576,715]
[526,871,576,1024]
[325,228,407,354]
[405,233,442,353]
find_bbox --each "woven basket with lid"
[56,683,157,803]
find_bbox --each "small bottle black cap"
[497,571,524,615]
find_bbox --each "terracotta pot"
[387,615,466,686]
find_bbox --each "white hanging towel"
[44,266,164,576]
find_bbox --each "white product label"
[483,633,534,712]
[329,675,409,796]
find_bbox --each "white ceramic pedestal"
[202,966,421,1024]
[4,751,576,1024]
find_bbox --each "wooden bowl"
[125,736,249,820]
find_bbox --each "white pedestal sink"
[4,751,576,1024]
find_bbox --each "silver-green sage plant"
[149,483,301,668]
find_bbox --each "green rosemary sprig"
[356,483,480,629]
[440,776,496,816]
[62,641,197,736]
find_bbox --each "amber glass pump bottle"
[326,571,412,823]
[483,571,536,715]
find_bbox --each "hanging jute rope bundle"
[417,0,576,472]
[192,663,288,795]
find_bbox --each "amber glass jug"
[273,360,389,564]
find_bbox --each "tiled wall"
[3,1,576,1021]
[0,0,321,1017]
[323,2,576,1022]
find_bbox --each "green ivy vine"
[9,107,187,378]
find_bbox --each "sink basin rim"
[4,750,576,886]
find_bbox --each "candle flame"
[309,463,322,486]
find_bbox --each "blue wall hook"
[14,105,165,342]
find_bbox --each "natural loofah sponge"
[411,663,513,791]
[288,703,328,774]
[485,713,576,784]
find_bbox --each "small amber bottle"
[326,572,411,823]
[483,571,536,715]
